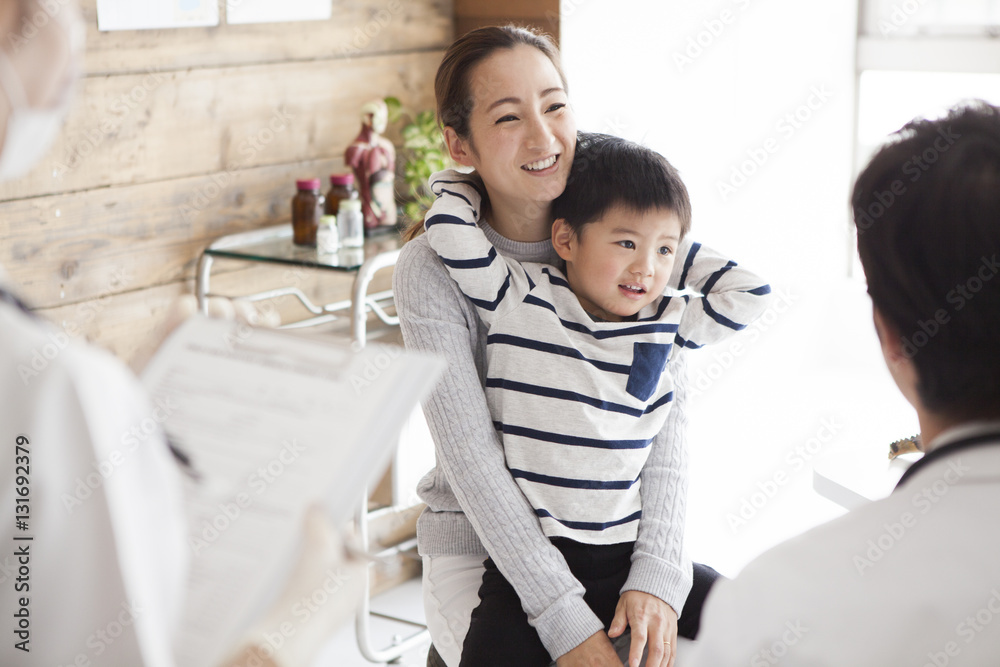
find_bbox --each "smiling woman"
[395,27,636,667]
[440,44,574,237]
[394,25,765,667]
[403,28,574,244]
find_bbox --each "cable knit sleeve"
[622,351,694,615]
[393,239,604,659]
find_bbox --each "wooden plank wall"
[455,0,559,43]
[0,0,452,367]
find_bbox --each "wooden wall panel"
[0,52,441,201]
[1,157,346,308]
[454,0,559,42]
[79,0,453,75]
[0,4,451,368]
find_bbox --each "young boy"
[422,133,771,664]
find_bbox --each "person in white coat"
[687,101,1000,665]
[0,2,363,665]
[0,4,190,664]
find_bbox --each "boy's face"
[554,205,683,322]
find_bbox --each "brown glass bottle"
[292,179,325,246]
[324,173,358,218]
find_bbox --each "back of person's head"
[552,133,692,238]
[853,100,1000,420]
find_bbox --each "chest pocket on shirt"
[626,342,671,401]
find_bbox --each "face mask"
[0,33,76,181]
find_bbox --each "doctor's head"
[0,0,83,181]
[853,101,1000,423]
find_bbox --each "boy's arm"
[669,238,772,350]
[423,169,530,324]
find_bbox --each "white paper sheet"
[97,0,219,31]
[226,0,333,25]
[140,317,443,667]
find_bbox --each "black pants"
[458,538,720,667]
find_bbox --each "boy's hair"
[552,133,692,237]
[852,100,1000,420]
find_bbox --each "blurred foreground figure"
[0,3,363,665]
[688,102,1000,666]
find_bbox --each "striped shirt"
[424,174,772,544]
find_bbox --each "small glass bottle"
[317,214,340,254]
[292,179,325,246]
[324,173,357,217]
[337,198,364,248]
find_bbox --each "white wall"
[562,2,920,574]
[561,0,858,284]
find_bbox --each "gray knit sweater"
[393,223,693,660]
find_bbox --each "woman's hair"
[403,25,566,242]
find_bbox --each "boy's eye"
[495,114,518,124]
[617,240,635,249]
[659,246,673,256]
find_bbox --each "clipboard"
[140,316,443,667]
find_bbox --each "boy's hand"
[608,591,678,667]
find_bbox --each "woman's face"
[448,44,577,212]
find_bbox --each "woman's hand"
[555,631,624,667]
[608,591,678,667]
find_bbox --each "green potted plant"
[385,97,452,224]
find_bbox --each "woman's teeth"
[523,155,557,171]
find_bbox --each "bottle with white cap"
[337,198,364,248]
[317,215,339,254]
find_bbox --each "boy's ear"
[443,126,475,167]
[551,218,576,261]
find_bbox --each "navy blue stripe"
[701,262,735,294]
[425,213,476,229]
[435,187,477,215]
[468,272,511,312]
[525,271,535,290]
[486,377,644,416]
[487,377,673,415]
[638,295,672,322]
[674,334,702,350]
[523,295,678,338]
[535,508,643,531]
[702,297,747,331]
[486,334,632,374]
[644,390,674,413]
[748,284,772,296]
[510,468,639,490]
[677,242,700,290]
[541,267,571,290]
[440,246,496,269]
[432,178,478,190]
[494,422,652,450]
